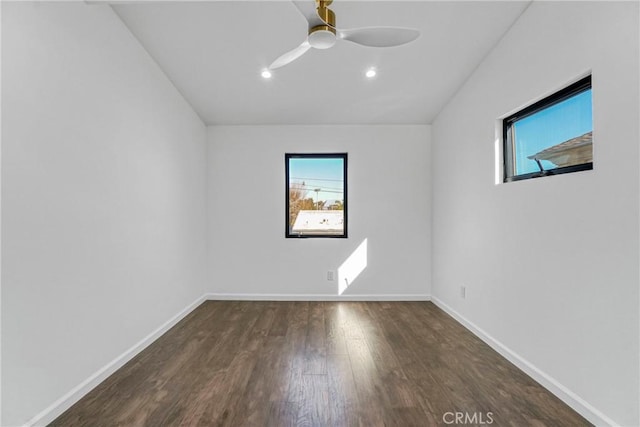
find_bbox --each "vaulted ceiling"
[112,1,531,125]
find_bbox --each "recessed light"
[365,68,377,78]
[261,69,272,79]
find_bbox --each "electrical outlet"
[327,271,335,281]
[460,286,466,299]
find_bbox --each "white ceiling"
[112,1,531,125]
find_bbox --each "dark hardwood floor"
[51,301,591,426]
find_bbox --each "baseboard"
[431,297,618,427]
[24,294,208,427]
[205,293,431,302]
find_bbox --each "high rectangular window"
[285,153,347,238]
[503,76,593,182]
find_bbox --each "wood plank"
[326,353,358,427]
[303,301,326,375]
[295,374,330,427]
[324,302,348,355]
[283,301,310,404]
[345,337,390,427]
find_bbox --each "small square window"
[503,75,592,182]
[285,153,347,238]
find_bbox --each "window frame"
[285,152,348,239]
[503,75,593,182]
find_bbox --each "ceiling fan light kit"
[267,0,420,71]
[308,26,336,49]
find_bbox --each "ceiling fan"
[268,0,420,71]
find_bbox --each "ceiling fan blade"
[338,27,420,48]
[269,40,311,70]
[292,0,325,28]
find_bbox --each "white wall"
[207,125,430,299]
[431,2,639,426]
[1,3,207,426]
